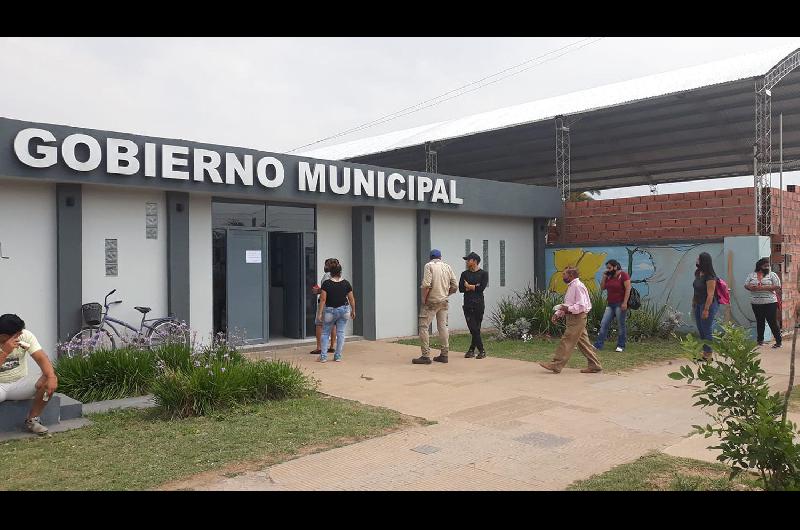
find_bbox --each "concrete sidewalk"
[184,339,798,490]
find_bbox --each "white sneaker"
[25,416,49,435]
[615,347,624,353]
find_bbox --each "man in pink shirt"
[540,266,603,374]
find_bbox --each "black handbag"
[627,287,642,310]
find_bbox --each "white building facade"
[0,117,560,357]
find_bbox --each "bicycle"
[63,289,188,355]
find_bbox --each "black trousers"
[752,302,781,344]
[463,303,485,352]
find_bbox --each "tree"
[568,190,600,202]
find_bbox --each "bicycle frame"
[91,289,175,343]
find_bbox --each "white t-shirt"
[745,271,781,305]
[0,329,42,383]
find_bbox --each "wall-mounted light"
[0,242,9,259]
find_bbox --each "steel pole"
[780,113,784,238]
[754,144,759,236]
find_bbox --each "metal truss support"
[754,49,800,236]
[754,83,772,236]
[555,116,571,230]
[424,141,438,174]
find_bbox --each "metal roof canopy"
[304,45,800,192]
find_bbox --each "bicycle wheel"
[148,320,188,348]
[67,328,116,356]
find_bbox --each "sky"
[2,36,799,198]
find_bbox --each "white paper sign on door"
[245,250,262,263]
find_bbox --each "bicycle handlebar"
[104,289,119,308]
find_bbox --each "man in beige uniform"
[413,249,458,365]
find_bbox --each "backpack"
[715,278,730,305]
[627,287,641,310]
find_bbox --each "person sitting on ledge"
[0,314,58,435]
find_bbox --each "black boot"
[476,350,486,359]
[433,352,449,363]
[412,356,432,365]
[465,349,475,358]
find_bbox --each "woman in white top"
[744,257,782,348]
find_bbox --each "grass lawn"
[396,333,688,372]
[567,452,762,491]
[0,394,426,491]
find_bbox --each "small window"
[145,202,158,240]
[105,239,118,276]
[267,205,315,231]
[500,240,506,286]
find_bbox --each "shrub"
[150,359,317,418]
[490,285,564,338]
[668,323,800,491]
[491,285,681,341]
[151,342,192,372]
[55,347,156,402]
[586,288,608,337]
[627,301,683,341]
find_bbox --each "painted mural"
[545,242,757,332]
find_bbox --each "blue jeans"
[320,304,349,360]
[594,303,626,350]
[694,300,719,353]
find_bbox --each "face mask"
[762,267,770,273]
[606,269,615,277]
[563,277,571,284]
[324,267,330,273]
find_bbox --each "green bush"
[151,342,192,373]
[627,300,683,341]
[490,285,681,342]
[490,286,565,338]
[55,347,156,402]
[586,288,608,337]
[150,359,317,418]
[668,323,800,491]
[55,333,305,418]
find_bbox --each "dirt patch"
[154,413,429,491]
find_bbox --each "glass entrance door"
[226,229,268,344]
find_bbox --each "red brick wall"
[549,187,756,245]
[769,189,800,327]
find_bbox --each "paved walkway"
[185,339,798,490]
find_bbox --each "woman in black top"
[693,252,719,361]
[316,259,356,363]
[459,252,489,358]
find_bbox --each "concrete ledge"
[57,393,83,420]
[0,417,92,442]
[82,395,157,415]
[0,395,61,431]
